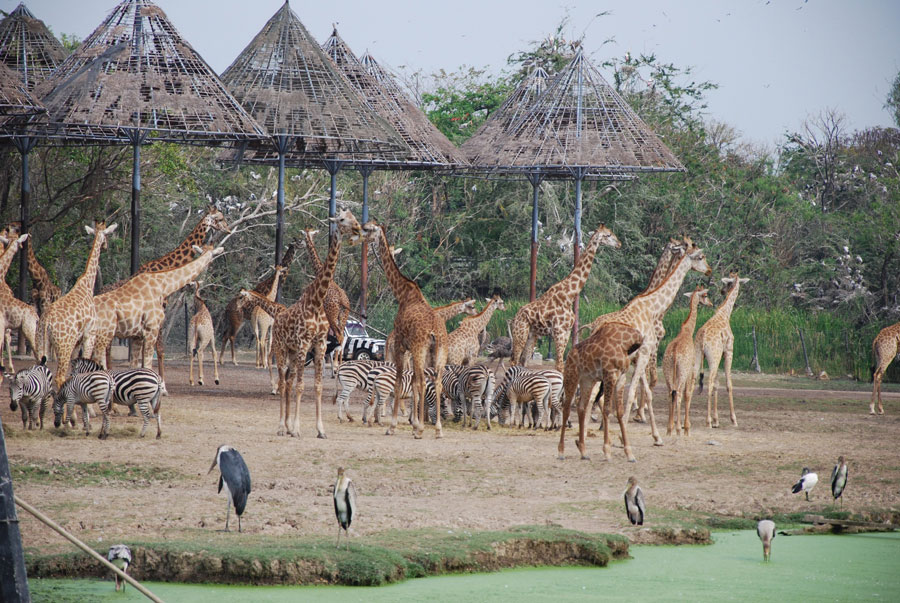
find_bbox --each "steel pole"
[126,131,148,275]
[359,165,373,325]
[15,138,35,355]
[572,171,584,345]
[323,160,341,243]
[526,171,544,302]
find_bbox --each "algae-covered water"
[30,531,900,602]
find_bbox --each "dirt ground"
[5,352,900,555]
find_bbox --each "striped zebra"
[111,369,166,439]
[54,370,114,437]
[362,366,440,427]
[332,360,391,423]
[455,365,495,430]
[4,360,53,430]
[494,369,552,429]
[503,366,563,429]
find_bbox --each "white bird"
[831,456,848,508]
[208,445,252,532]
[623,476,645,525]
[333,467,358,547]
[791,467,818,501]
[756,520,775,562]
[107,544,132,591]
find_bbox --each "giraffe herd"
[0,208,895,458]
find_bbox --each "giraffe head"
[390,245,403,258]
[684,286,713,307]
[486,295,506,312]
[720,272,749,296]
[85,221,118,249]
[329,209,362,244]
[684,242,712,277]
[462,298,478,315]
[202,205,231,234]
[0,233,29,255]
[586,224,621,250]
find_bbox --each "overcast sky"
[13,0,900,148]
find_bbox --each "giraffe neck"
[73,231,106,293]
[546,234,603,303]
[631,254,695,327]
[679,293,703,336]
[243,290,286,317]
[375,228,424,306]
[712,282,741,324]
[300,235,342,311]
[304,231,324,273]
[434,300,469,322]
[462,300,500,333]
[138,217,210,273]
[264,269,284,301]
[253,244,296,295]
[0,238,22,278]
[646,246,679,291]
[194,292,207,314]
[130,252,218,299]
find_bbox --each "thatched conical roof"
[0,3,66,91]
[32,0,266,145]
[220,2,406,161]
[466,48,683,177]
[0,59,42,116]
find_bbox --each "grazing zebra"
[364,366,413,426]
[111,369,166,439]
[494,369,552,429]
[4,359,53,430]
[502,366,563,429]
[332,360,389,422]
[455,365,495,430]
[54,371,114,437]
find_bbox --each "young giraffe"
[694,273,749,428]
[446,295,506,365]
[361,219,449,438]
[0,234,39,371]
[510,225,621,372]
[871,321,900,415]
[26,239,61,316]
[189,281,221,387]
[251,265,287,369]
[557,321,644,462]
[662,286,712,436]
[222,242,297,365]
[301,228,351,373]
[37,221,118,390]
[239,210,362,438]
[90,245,225,373]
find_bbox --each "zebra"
[455,365,495,430]
[332,360,391,422]
[54,370,114,437]
[110,369,166,439]
[71,357,136,417]
[494,369,552,429]
[363,366,412,426]
[4,359,53,430]
[503,366,563,429]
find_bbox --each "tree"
[886,69,900,128]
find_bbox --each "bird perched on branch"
[624,476,645,525]
[756,520,775,562]
[831,456,848,508]
[208,445,251,532]
[333,467,357,547]
[107,544,132,591]
[791,467,818,501]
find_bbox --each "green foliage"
[886,70,900,128]
[421,67,511,144]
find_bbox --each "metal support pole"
[358,165,374,325]
[14,137,36,355]
[0,416,30,602]
[572,170,584,345]
[273,135,290,268]
[323,159,341,243]
[526,171,544,302]
[125,129,148,275]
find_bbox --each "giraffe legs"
[386,348,405,436]
[551,327,570,374]
[625,346,663,446]
[313,338,327,439]
[705,349,723,428]
[575,378,592,460]
[870,344,893,415]
[611,370,636,462]
[277,361,291,436]
[189,328,198,386]
[723,342,737,426]
[557,368,578,460]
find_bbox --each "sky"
[11,0,900,148]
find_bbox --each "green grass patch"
[9,459,184,487]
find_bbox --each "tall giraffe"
[38,221,118,389]
[446,295,505,365]
[189,281,220,387]
[0,234,39,372]
[694,273,749,428]
[510,225,621,372]
[90,245,225,372]
[662,286,712,436]
[222,242,297,365]
[361,219,448,438]
[301,228,351,371]
[385,297,477,370]
[251,265,287,369]
[239,210,362,438]
[26,239,61,316]
[871,321,900,415]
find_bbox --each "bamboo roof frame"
[0,60,42,117]
[30,0,266,146]
[0,3,66,91]
[220,1,407,162]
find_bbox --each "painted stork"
[756,520,775,562]
[107,544,132,591]
[208,445,251,532]
[791,467,818,501]
[333,467,358,547]
[624,476,645,525]
[831,456,848,508]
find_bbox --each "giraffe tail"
[870,364,875,382]
[698,372,705,393]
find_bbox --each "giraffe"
[661,286,712,436]
[871,321,900,415]
[446,295,506,365]
[301,228,351,372]
[510,224,621,372]
[694,273,749,429]
[557,321,644,462]
[90,245,225,374]
[385,297,477,370]
[189,281,220,387]
[26,239,61,316]
[239,209,362,438]
[361,219,449,439]
[222,241,297,365]
[251,265,287,369]
[37,221,118,390]
[0,234,39,372]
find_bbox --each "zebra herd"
[333,359,565,432]
[2,357,165,439]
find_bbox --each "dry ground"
[5,353,900,555]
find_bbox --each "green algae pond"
[30,531,900,602]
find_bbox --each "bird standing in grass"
[208,445,251,532]
[791,467,818,501]
[756,520,775,562]
[333,467,357,547]
[624,476,645,525]
[107,544,132,591]
[831,456,848,509]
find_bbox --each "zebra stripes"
[502,366,563,429]
[54,370,113,437]
[111,369,165,439]
[455,365,495,430]
[5,360,52,430]
[494,368,552,429]
[333,360,390,422]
